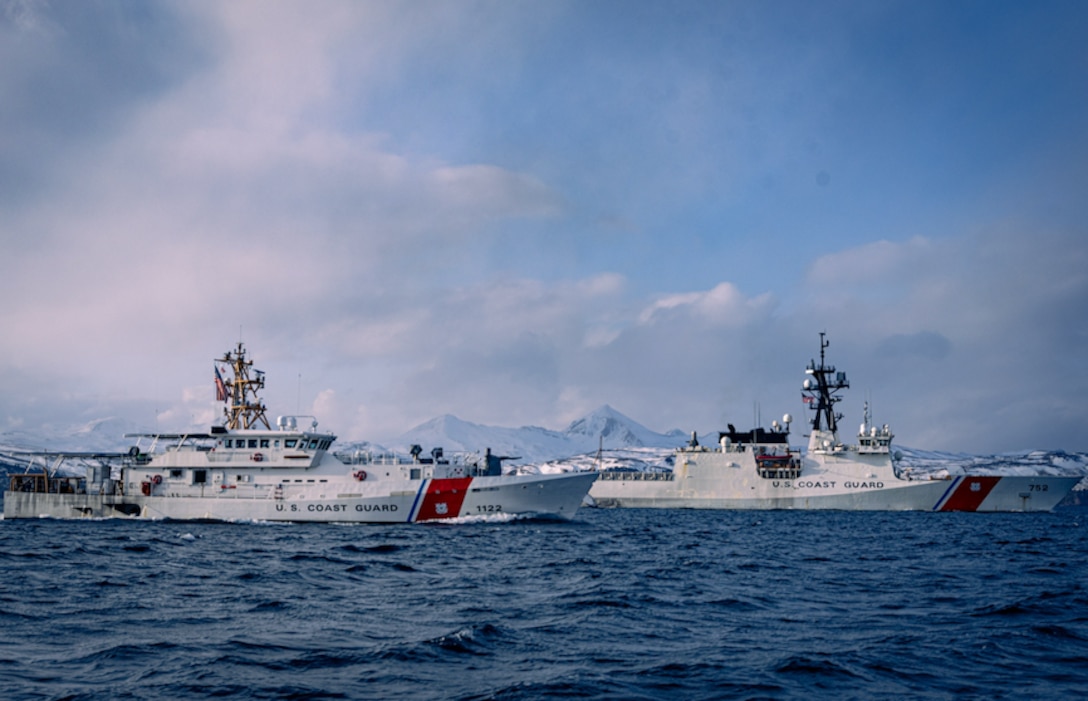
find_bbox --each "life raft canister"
[354,470,367,481]
[252,453,264,462]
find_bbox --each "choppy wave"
[1,509,1087,699]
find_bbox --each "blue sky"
[2,0,1086,452]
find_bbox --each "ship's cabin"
[216,433,335,454]
[717,425,790,453]
[856,424,893,454]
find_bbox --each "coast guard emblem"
[436,502,448,515]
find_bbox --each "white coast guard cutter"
[4,343,595,522]
[588,333,1080,511]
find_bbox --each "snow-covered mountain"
[563,405,686,449]
[2,407,1087,494]
[0,417,152,454]
[0,417,153,478]
[0,405,686,474]
[372,405,686,465]
[893,446,1088,478]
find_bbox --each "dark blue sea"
[2,507,1087,700]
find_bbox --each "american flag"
[802,395,815,404]
[215,365,229,403]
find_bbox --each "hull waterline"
[589,472,1079,511]
[4,471,597,522]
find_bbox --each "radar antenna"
[801,332,849,434]
[218,342,271,430]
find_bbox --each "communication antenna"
[218,341,270,430]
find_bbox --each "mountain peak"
[563,405,665,448]
[414,414,467,430]
[385,406,683,464]
[75,417,130,436]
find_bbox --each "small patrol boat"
[588,333,1080,511]
[3,343,596,522]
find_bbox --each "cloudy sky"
[2,0,1086,453]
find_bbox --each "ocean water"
[2,508,1087,700]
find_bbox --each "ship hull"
[3,471,597,523]
[589,462,1079,512]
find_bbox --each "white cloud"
[638,282,775,326]
[807,236,933,288]
[311,388,340,426]
[793,224,1088,451]
[1,2,1086,457]
[0,2,569,396]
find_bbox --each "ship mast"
[802,332,849,434]
[218,342,271,430]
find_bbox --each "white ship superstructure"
[588,334,1079,511]
[4,343,595,522]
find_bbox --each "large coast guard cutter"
[589,334,1080,511]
